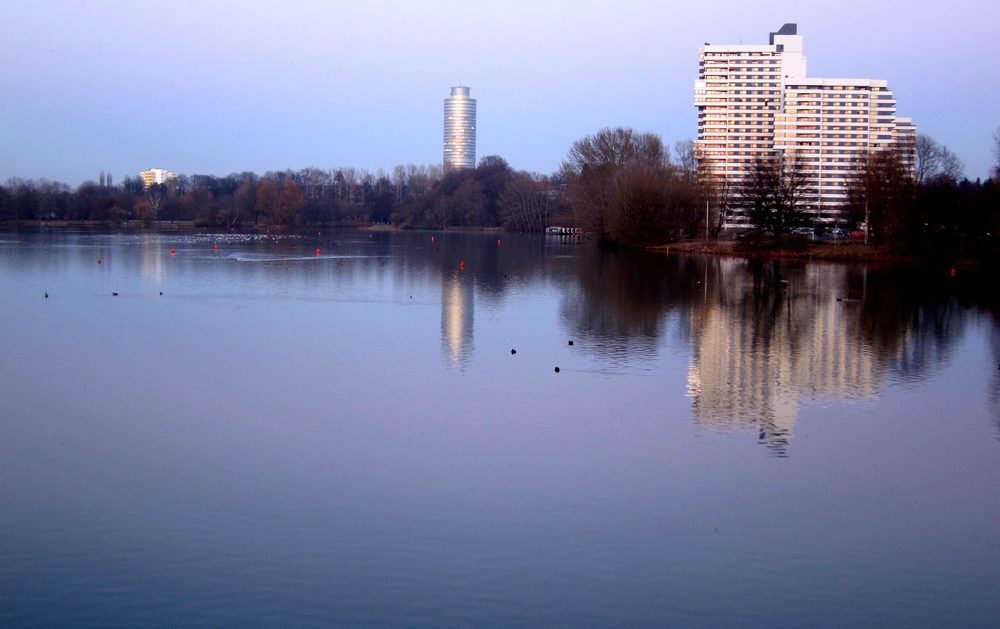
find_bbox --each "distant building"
[694,24,916,226]
[140,168,178,189]
[443,86,476,171]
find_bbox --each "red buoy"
[171,249,175,254]
[460,261,464,269]
[316,249,320,255]
[498,239,501,245]
[951,268,956,276]
[97,259,101,264]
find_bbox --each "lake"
[1,228,998,628]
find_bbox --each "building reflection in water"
[687,261,882,457]
[441,270,474,370]
[140,236,163,284]
[560,250,985,457]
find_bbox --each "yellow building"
[139,168,178,188]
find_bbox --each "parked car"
[851,231,865,238]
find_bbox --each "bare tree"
[915,134,964,185]
[144,184,167,223]
[992,127,1000,180]
[706,170,735,238]
[426,164,444,186]
[604,164,674,246]
[233,179,256,227]
[738,157,777,239]
[737,154,809,247]
[338,167,358,202]
[500,173,549,232]
[391,165,407,202]
[562,127,668,240]
[674,139,697,182]
[847,149,915,245]
[297,167,331,201]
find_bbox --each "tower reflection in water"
[441,270,474,370]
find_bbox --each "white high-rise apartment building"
[694,24,916,226]
[444,86,477,171]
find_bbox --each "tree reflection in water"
[558,247,702,365]
[561,248,1000,455]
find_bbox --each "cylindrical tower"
[443,86,476,171]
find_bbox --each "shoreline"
[1,220,505,233]
[656,240,985,267]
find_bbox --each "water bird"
[112,292,118,296]
[554,367,560,373]
[45,293,48,298]
[159,292,162,295]
[511,349,516,355]
[568,340,573,346]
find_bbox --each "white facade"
[443,86,477,171]
[694,24,916,226]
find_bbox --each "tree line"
[3,125,999,255]
[0,161,569,231]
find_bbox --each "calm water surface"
[1,228,998,627]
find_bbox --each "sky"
[1,0,998,185]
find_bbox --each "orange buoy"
[316,248,320,255]
[214,245,218,250]
[171,249,175,254]
[431,236,434,242]
[498,239,501,245]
